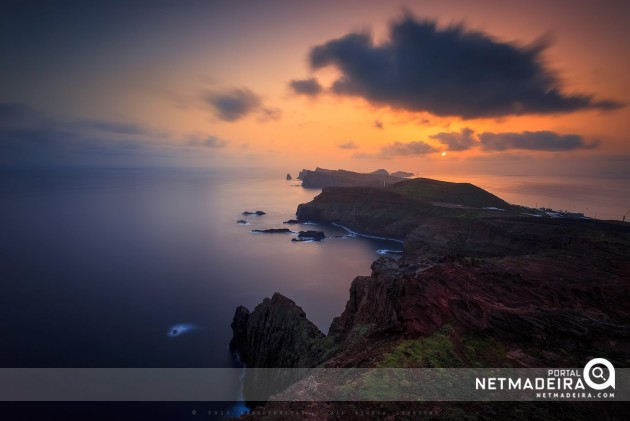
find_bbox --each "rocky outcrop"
[242,210,266,216]
[229,293,325,368]
[370,169,389,175]
[251,228,293,234]
[292,230,326,241]
[296,179,514,236]
[296,169,307,180]
[299,168,403,188]
[229,293,328,405]
[329,254,630,353]
[286,173,292,180]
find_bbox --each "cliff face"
[230,176,630,416]
[299,168,403,188]
[229,293,329,406]
[330,254,630,361]
[230,292,325,368]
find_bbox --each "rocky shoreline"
[229,177,630,418]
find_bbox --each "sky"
[1,0,629,176]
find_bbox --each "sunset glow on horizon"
[1,0,629,176]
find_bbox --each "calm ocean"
[0,167,402,369]
[1,167,627,419]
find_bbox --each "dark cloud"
[308,15,623,118]
[479,131,597,151]
[373,120,384,129]
[204,87,281,122]
[356,140,437,159]
[289,78,323,96]
[338,141,358,149]
[204,88,262,122]
[431,128,476,151]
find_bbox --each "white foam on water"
[167,323,198,338]
[376,249,403,255]
[332,223,404,244]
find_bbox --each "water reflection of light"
[166,323,198,338]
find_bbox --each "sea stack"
[286,173,292,180]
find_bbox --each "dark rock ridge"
[282,219,301,224]
[299,167,404,188]
[391,170,414,178]
[292,230,326,241]
[229,293,328,404]
[370,168,389,175]
[328,254,630,347]
[251,228,293,234]
[230,292,326,368]
[296,169,307,180]
[242,210,266,216]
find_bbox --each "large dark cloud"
[479,131,596,151]
[289,78,323,96]
[308,15,623,118]
[431,128,476,151]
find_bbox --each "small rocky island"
[291,230,326,241]
[230,176,630,418]
[251,228,294,234]
[242,210,266,216]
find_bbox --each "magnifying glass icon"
[592,367,606,381]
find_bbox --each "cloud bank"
[479,131,597,151]
[430,128,476,151]
[307,15,622,118]
[0,103,228,167]
[357,127,598,159]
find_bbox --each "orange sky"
[1,0,629,173]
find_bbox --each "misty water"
[2,167,628,372]
[0,167,404,369]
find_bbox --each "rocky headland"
[230,176,630,419]
[298,167,405,188]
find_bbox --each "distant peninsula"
[296,167,411,188]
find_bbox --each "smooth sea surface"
[2,168,629,372]
[0,167,403,369]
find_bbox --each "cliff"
[230,177,630,418]
[298,168,404,188]
[230,292,326,368]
